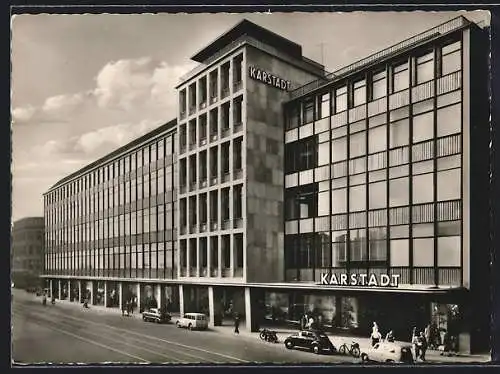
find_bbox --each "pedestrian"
[301,314,307,330]
[440,330,450,356]
[418,331,428,361]
[371,322,381,346]
[411,327,420,360]
[424,324,432,349]
[307,316,316,330]
[385,330,395,343]
[234,313,240,334]
[127,300,132,316]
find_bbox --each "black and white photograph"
[10,7,494,365]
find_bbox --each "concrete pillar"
[68,280,71,301]
[218,236,222,278]
[155,284,162,310]
[49,279,53,298]
[58,280,62,299]
[136,283,141,312]
[119,282,123,310]
[208,286,215,327]
[104,281,108,307]
[244,287,252,333]
[179,284,184,316]
[78,280,82,303]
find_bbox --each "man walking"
[234,313,240,335]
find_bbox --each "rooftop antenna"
[317,42,325,66]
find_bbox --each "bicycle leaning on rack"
[338,341,361,357]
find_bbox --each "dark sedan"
[142,308,171,324]
[284,330,336,355]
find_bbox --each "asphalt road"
[11,291,359,365]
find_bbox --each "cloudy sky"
[11,10,489,222]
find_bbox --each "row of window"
[45,134,175,206]
[286,164,461,219]
[285,39,461,128]
[179,53,243,116]
[179,184,243,228]
[286,102,461,173]
[285,226,461,269]
[46,245,176,271]
[179,137,244,188]
[179,96,244,153]
[46,166,176,229]
[46,203,176,248]
[179,234,244,269]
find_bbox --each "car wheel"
[188,323,193,331]
[285,340,294,349]
[352,347,361,358]
[176,321,181,328]
[313,345,320,355]
[385,359,394,363]
[361,353,369,362]
[142,315,146,321]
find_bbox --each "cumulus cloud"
[42,92,87,115]
[93,57,194,112]
[13,56,193,221]
[75,118,162,155]
[11,105,36,123]
[12,57,193,128]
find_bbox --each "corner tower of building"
[175,19,325,285]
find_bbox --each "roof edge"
[46,118,177,193]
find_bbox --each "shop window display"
[341,297,359,329]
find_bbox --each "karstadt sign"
[248,66,291,91]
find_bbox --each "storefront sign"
[248,65,291,91]
[319,273,401,288]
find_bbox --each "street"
[11,290,359,365]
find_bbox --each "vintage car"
[284,330,336,355]
[141,308,171,324]
[360,342,414,364]
[176,313,208,330]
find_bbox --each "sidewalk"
[19,290,490,363]
[208,323,490,363]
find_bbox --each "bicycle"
[338,341,361,358]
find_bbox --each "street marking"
[35,321,149,363]
[47,318,185,363]
[16,304,250,363]
[12,305,230,364]
[11,306,193,363]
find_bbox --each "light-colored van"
[176,313,208,330]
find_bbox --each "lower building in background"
[11,217,45,290]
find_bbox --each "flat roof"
[288,15,473,101]
[191,19,303,63]
[46,118,177,193]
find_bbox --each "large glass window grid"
[284,38,463,285]
[44,133,177,279]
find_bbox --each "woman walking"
[370,322,382,346]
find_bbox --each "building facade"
[41,16,490,353]
[11,217,45,289]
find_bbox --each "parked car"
[284,330,336,355]
[142,308,171,324]
[360,342,414,364]
[176,313,208,330]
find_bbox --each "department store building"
[41,16,490,353]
